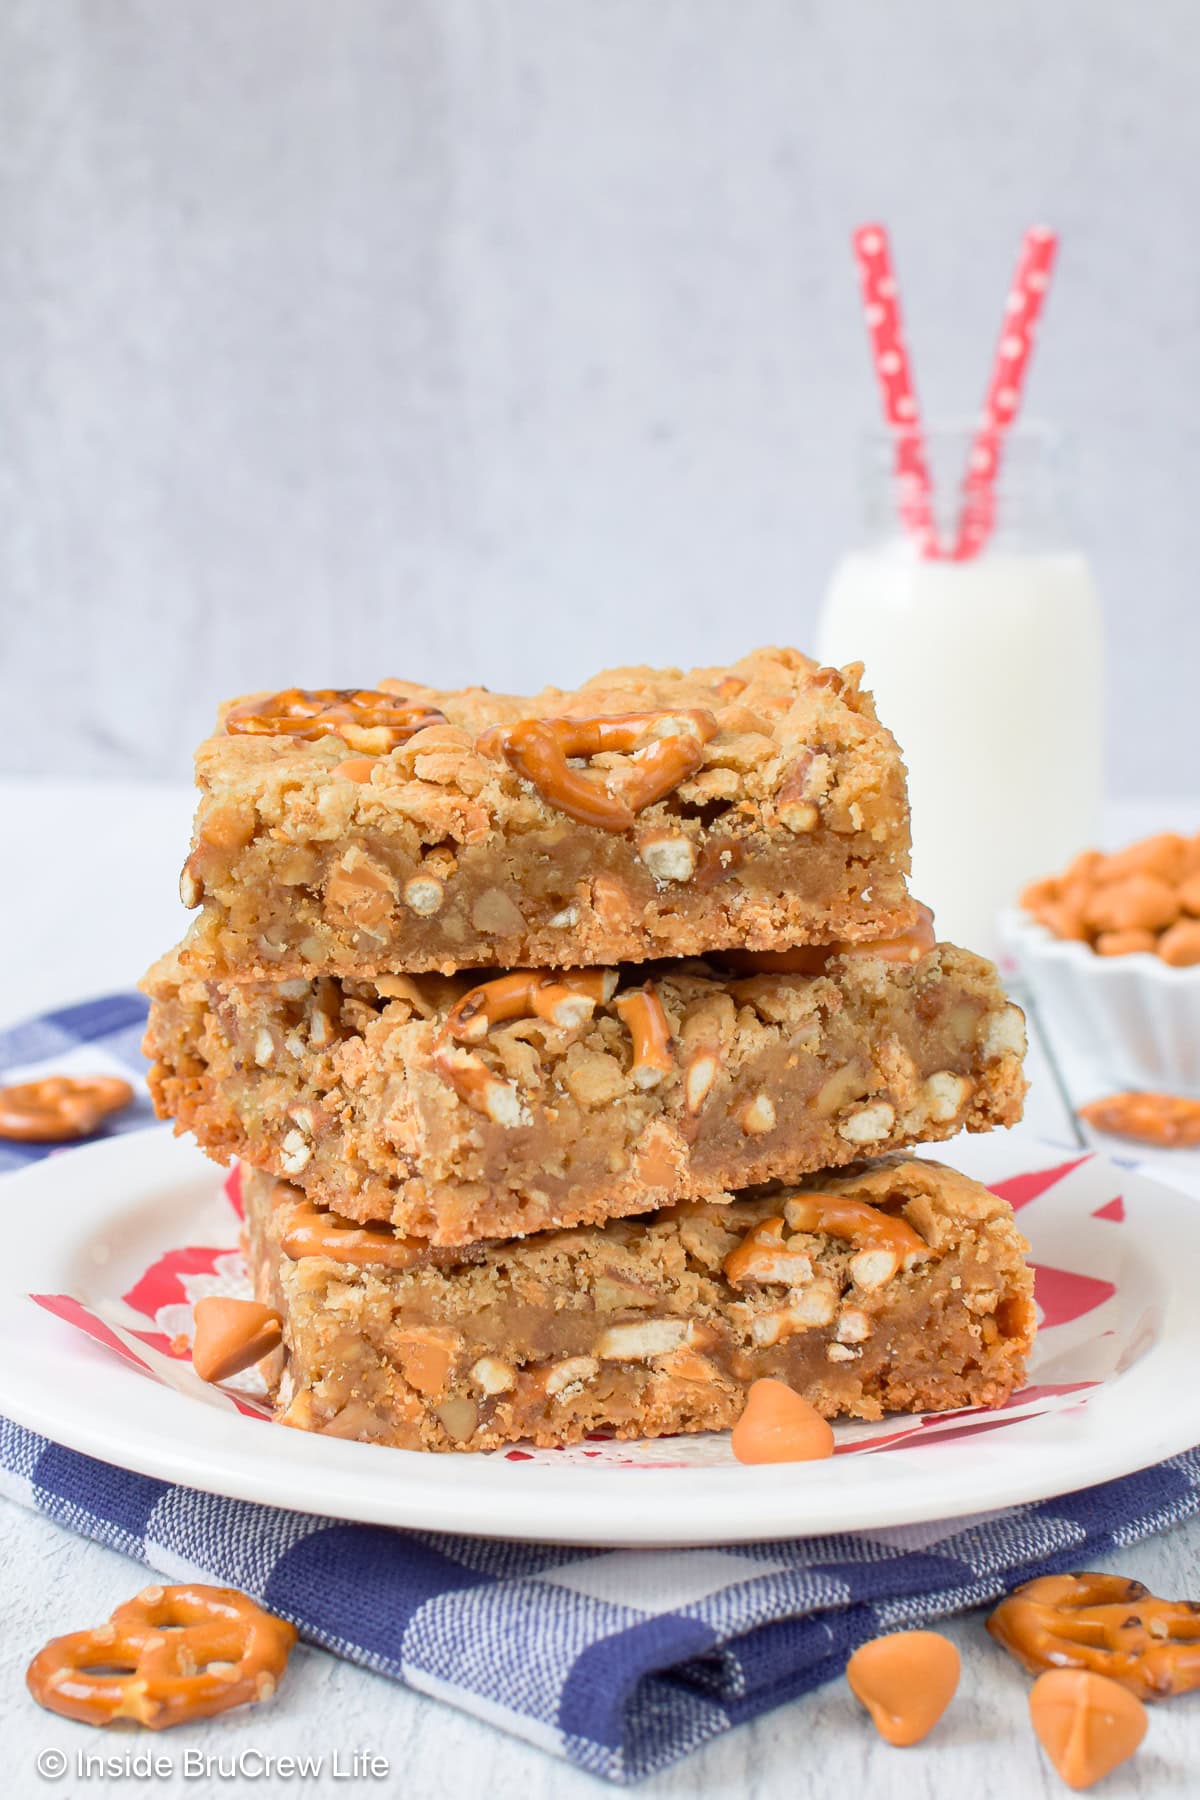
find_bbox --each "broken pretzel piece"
[719,902,936,978]
[783,1192,931,1289]
[444,968,617,1043]
[475,709,718,830]
[613,984,675,1088]
[279,1197,433,1270]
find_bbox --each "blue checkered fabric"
[2,995,1199,1781]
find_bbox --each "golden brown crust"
[173,648,913,978]
[244,1154,1036,1453]
[144,944,1026,1245]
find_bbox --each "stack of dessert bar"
[143,648,1035,1453]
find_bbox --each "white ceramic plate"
[0,1128,1195,1547]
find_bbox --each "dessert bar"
[175,648,914,980]
[145,941,1027,1245]
[244,1155,1036,1453]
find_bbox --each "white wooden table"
[2,781,1198,1799]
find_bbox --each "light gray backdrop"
[0,1,1191,789]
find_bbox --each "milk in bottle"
[816,427,1104,958]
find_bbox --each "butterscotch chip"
[1093,832,1186,887]
[1083,874,1180,935]
[1157,918,1200,967]
[1079,1091,1200,1148]
[1094,929,1158,956]
[730,1379,834,1463]
[1036,900,1088,941]
[846,1631,960,1746]
[1029,1669,1147,1790]
[191,1298,283,1383]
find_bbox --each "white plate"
[0,1129,1195,1547]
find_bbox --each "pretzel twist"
[988,1573,1200,1701]
[26,1584,296,1729]
[225,687,445,752]
[0,1075,134,1143]
[475,709,718,829]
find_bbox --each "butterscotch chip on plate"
[143,943,1026,1245]
[170,649,915,979]
[243,1154,1036,1453]
[191,1297,283,1383]
[730,1379,834,1463]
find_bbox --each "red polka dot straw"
[850,224,1059,562]
[951,227,1060,560]
[851,224,940,558]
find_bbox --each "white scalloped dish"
[1001,908,1200,1095]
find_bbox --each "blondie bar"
[174,649,913,979]
[145,942,1026,1244]
[243,1156,1036,1453]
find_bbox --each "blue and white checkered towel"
[3,995,1200,1783]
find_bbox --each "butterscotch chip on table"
[143,942,1026,1245]
[846,1631,960,1746]
[172,649,915,980]
[1028,1670,1147,1790]
[243,1154,1036,1453]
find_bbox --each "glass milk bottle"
[816,425,1104,959]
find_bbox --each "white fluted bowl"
[1001,908,1200,1095]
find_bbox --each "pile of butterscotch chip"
[1021,832,1200,965]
